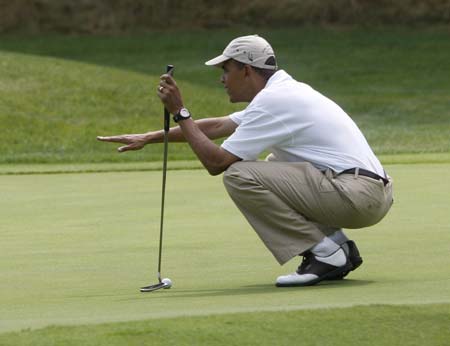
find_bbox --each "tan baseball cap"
[205,35,277,70]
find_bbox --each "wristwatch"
[173,108,191,123]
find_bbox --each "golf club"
[140,64,174,293]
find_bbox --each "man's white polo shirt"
[221,70,384,176]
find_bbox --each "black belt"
[340,168,389,186]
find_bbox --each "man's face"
[220,60,249,103]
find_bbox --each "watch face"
[180,108,190,118]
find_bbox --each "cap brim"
[205,54,229,67]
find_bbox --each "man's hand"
[157,74,184,115]
[96,134,150,152]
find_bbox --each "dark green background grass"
[1,27,449,164]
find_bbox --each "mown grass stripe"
[0,153,449,175]
[0,304,448,346]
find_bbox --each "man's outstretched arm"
[97,115,237,152]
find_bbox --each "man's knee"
[223,161,256,193]
[223,162,243,189]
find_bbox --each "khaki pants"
[223,161,393,265]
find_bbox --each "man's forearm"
[145,125,185,143]
[178,118,239,175]
[145,117,232,144]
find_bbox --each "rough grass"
[0,28,449,164]
[1,0,450,34]
[1,304,449,346]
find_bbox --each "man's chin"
[227,92,246,103]
[228,95,240,103]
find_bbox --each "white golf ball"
[162,278,172,289]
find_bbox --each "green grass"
[1,27,449,164]
[0,152,450,176]
[1,163,449,344]
[1,304,449,346]
[1,27,449,345]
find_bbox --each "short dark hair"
[232,60,277,81]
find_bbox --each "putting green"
[1,163,449,333]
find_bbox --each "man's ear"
[244,64,253,77]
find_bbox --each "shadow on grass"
[118,279,375,301]
[0,32,234,87]
[2,28,449,89]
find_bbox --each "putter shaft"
[142,64,174,292]
[157,64,174,282]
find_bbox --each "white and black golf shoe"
[327,240,363,280]
[276,247,352,287]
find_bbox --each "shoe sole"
[275,261,353,287]
[327,257,363,280]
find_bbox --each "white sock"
[311,237,340,257]
[328,229,349,245]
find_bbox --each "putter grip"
[164,65,174,132]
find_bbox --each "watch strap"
[173,108,191,123]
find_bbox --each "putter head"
[140,282,167,293]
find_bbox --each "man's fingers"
[118,143,144,152]
[160,74,176,85]
[159,80,173,92]
[118,145,136,152]
[97,136,128,143]
[98,135,145,153]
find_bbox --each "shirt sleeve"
[221,107,293,160]
[229,110,246,125]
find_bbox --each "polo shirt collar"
[265,69,292,88]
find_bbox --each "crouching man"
[98,35,393,287]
